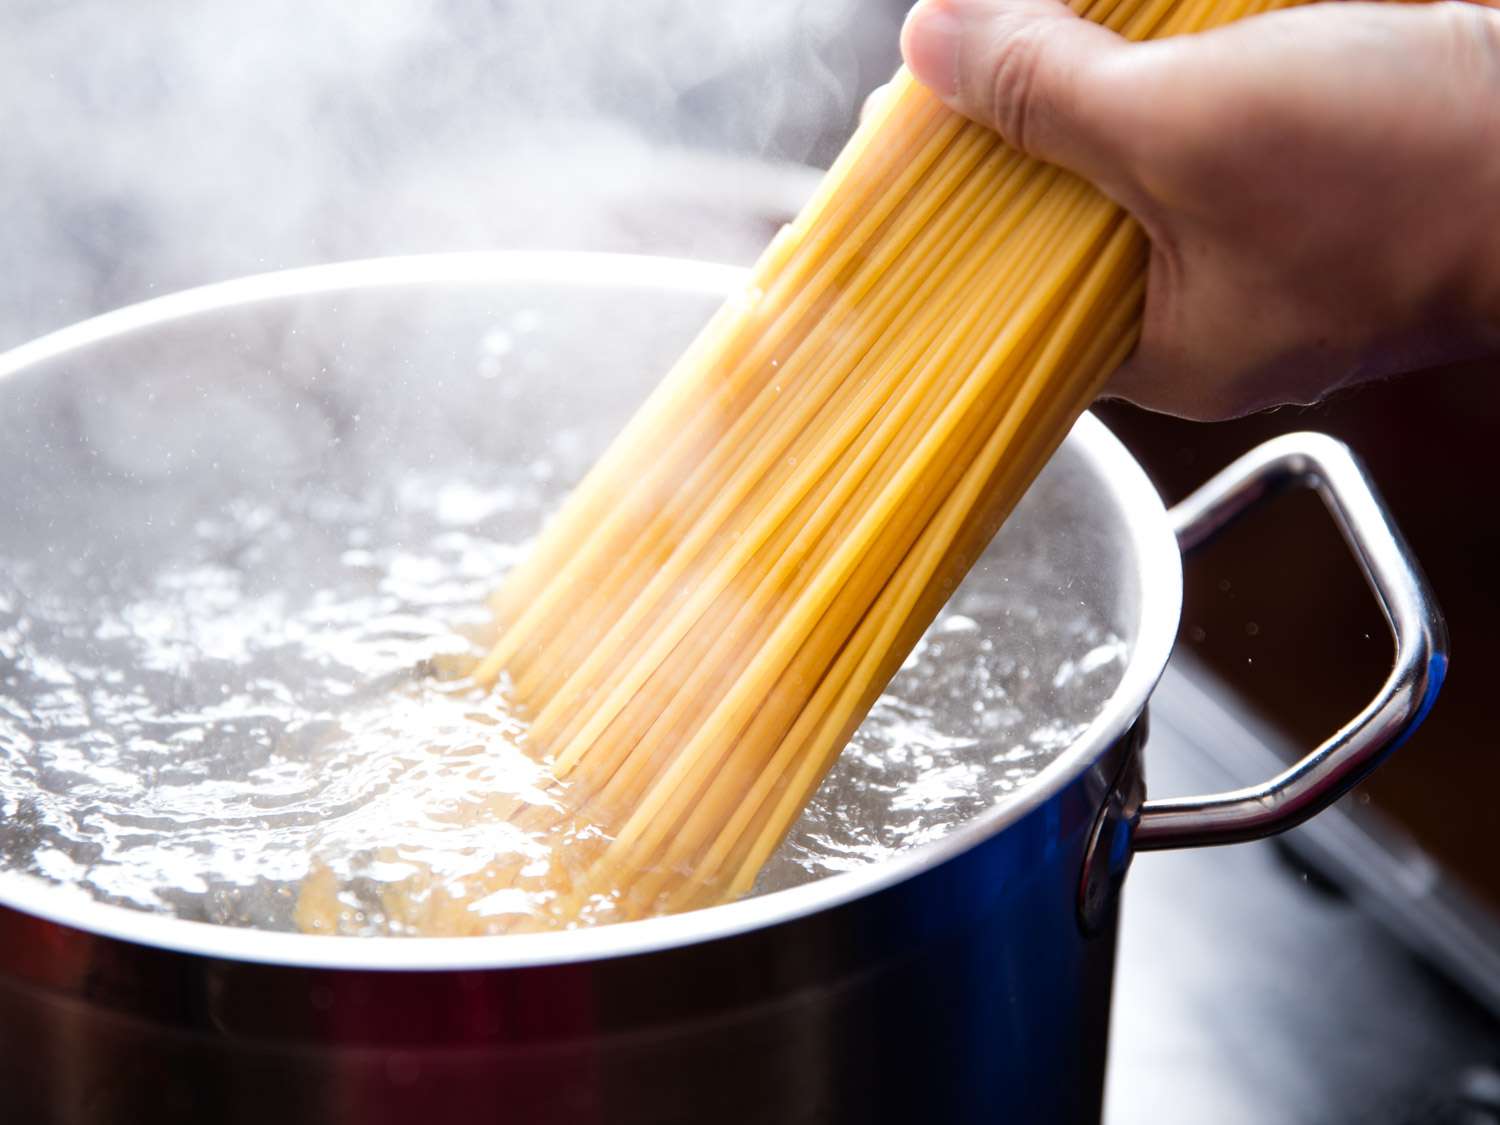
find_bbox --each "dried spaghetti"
[297,0,1306,936]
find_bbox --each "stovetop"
[1108,661,1500,1124]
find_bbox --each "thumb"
[902,0,1135,185]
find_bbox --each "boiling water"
[0,452,1124,934]
[0,282,1128,935]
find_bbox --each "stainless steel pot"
[0,253,1446,1124]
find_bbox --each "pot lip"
[0,250,1184,972]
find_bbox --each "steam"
[0,0,905,350]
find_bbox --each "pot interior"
[0,254,1175,943]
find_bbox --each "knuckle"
[984,21,1052,154]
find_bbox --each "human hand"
[899,0,1500,419]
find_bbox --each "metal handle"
[1135,432,1448,851]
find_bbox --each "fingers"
[901,0,1137,187]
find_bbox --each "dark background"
[1098,360,1500,909]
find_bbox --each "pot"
[0,252,1445,1124]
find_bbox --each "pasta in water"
[297,0,1305,936]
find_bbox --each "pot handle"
[1134,432,1448,851]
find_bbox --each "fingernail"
[902,1,963,100]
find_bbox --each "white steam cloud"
[0,0,905,349]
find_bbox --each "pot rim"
[0,251,1184,971]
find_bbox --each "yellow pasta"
[296,0,1309,936]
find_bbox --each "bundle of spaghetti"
[347,0,1311,936]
